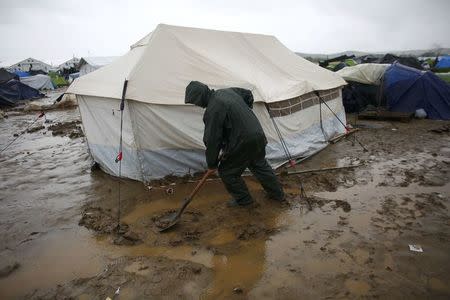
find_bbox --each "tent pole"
[116,79,128,232]
[314,91,368,152]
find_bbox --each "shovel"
[158,168,216,232]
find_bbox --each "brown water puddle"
[0,228,108,299]
[118,178,282,299]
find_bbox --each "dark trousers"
[218,140,284,204]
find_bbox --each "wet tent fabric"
[68,24,347,181]
[379,54,423,70]
[0,80,43,106]
[342,82,381,113]
[14,71,30,77]
[0,68,18,84]
[436,56,450,69]
[337,64,390,85]
[20,74,54,90]
[338,64,389,113]
[383,63,450,120]
[69,24,344,104]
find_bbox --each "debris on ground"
[24,94,77,112]
[48,120,84,138]
[429,124,450,134]
[26,125,45,133]
[79,207,141,245]
[408,244,424,252]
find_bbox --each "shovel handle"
[173,169,215,220]
[188,169,215,199]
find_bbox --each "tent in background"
[379,54,423,70]
[0,80,43,107]
[78,57,118,76]
[49,72,68,87]
[435,56,450,70]
[0,68,18,84]
[68,24,347,181]
[68,72,80,83]
[20,74,54,90]
[337,64,390,113]
[14,71,30,77]
[383,63,450,120]
[337,64,390,85]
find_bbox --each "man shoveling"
[185,81,285,207]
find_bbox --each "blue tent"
[0,79,43,107]
[435,56,450,69]
[383,63,450,120]
[13,70,30,77]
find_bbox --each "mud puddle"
[1,110,450,299]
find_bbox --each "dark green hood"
[185,81,212,108]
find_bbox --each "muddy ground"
[0,107,449,299]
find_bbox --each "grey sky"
[1,0,449,65]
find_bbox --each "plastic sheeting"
[0,68,18,84]
[0,79,43,106]
[337,64,390,85]
[20,74,54,90]
[69,24,345,104]
[383,63,450,120]
[77,94,346,181]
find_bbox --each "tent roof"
[337,63,390,85]
[68,24,345,104]
[0,68,18,84]
[79,56,119,68]
[384,63,450,120]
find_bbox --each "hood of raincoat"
[184,81,212,108]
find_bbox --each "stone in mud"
[0,262,20,278]
[48,120,84,139]
[333,200,351,212]
[123,230,141,242]
[113,236,135,246]
[26,125,45,133]
[79,207,118,234]
[183,230,201,241]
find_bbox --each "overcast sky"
[1,0,449,66]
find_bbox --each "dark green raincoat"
[185,81,284,204]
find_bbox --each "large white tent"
[68,24,347,181]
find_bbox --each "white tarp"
[69,24,345,103]
[337,63,390,85]
[20,74,54,90]
[79,56,118,76]
[69,24,348,181]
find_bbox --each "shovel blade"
[157,212,180,232]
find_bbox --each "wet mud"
[28,256,212,300]
[1,110,449,299]
[48,120,84,139]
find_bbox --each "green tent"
[48,72,68,87]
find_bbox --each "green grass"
[435,72,450,83]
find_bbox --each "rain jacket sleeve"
[230,88,254,108]
[203,102,227,168]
